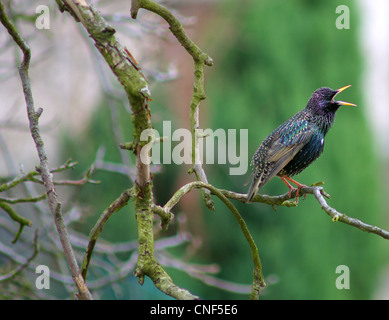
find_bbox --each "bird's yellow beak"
[334,85,357,106]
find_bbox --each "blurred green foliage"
[61,0,387,299]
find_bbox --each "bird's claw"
[287,185,307,204]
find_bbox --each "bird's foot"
[287,187,295,199]
[294,184,307,204]
[286,186,306,204]
[281,175,307,204]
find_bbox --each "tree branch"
[59,0,197,300]
[132,0,213,66]
[0,2,92,300]
[81,188,133,280]
[154,181,266,299]
[0,201,31,243]
[0,193,47,204]
[0,230,39,282]
[311,187,389,240]
[132,0,215,209]
[220,186,389,240]
[0,160,78,192]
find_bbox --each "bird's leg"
[280,176,295,198]
[280,175,307,203]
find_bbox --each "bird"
[246,85,356,203]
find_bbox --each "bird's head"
[307,85,356,115]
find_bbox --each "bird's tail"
[246,171,265,203]
[246,165,281,203]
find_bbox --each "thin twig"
[0,201,32,243]
[0,229,39,282]
[0,160,78,192]
[81,188,133,280]
[0,193,47,204]
[311,188,389,240]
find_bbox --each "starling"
[246,85,356,203]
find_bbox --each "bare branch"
[0,2,92,300]
[0,160,78,192]
[154,181,389,298]
[0,194,47,204]
[311,187,389,240]
[0,230,39,282]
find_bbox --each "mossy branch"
[310,187,389,240]
[81,188,134,281]
[153,181,267,299]
[59,0,198,300]
[0,201,32,243]
[132,0,214,210]
[225,185,389,240]
[131,0,213,66]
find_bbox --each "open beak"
[333,85,357,106]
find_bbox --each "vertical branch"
[189,59,214,209]
[60,0,198,300]
[0,2,92,300]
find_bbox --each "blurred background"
[0,0,388,299]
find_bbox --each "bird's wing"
[246,121,314,202]
[266,121,314,178]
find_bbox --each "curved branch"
[155,181,266,299]
[0,201,31,243]
[81,188,134,281]
[132,0,213,66]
